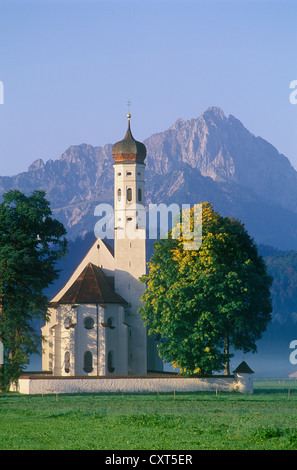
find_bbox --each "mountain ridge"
[1,107,297,249]
[145,107,297,211]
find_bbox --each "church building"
[41,114,162,376]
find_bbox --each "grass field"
[1,379,297,450]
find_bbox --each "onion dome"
[112,114,146,163]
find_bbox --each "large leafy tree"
[139,202,273,376]
[0,190,67,390]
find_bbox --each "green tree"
[0,190,67,390]
[139,202,272,376]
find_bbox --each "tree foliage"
[139,202,273,376]
[0,190,67,390]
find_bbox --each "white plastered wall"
[42,237,116,374]
[42,302,129,377]
[114,162,147,375]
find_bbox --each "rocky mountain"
[0,143,115,240]
[146,107,297,213]
[2,106,297,249]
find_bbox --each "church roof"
[112,114,146,163]
[52,262,125,305]
[233,361,254,374]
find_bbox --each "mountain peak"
[201,106,226,122]
[170,107,226,131]
[28,158,45,172]
[170,117,186,131]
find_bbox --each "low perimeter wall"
[14,374,251,394]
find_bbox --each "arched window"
[108,351,115,373]
[127,188,132,202]
[64,351,70,373]
[84,317,94,330]
[107,317,115,329]
[138,188,142,202]
[83,351,93,373]
[117,188,121,202]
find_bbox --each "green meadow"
[1,379,297,450]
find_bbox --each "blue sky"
[0,0,297,175]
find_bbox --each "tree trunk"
[224,334,230,375]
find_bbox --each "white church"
[41,114,163,377]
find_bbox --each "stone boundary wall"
[15,374,242,394]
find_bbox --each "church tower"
[42,112,160,378]
[112,113,147,375]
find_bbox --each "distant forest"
[259,245,297,324]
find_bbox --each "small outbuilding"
[233,361,254,393]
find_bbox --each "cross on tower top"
[127,100,131,119]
